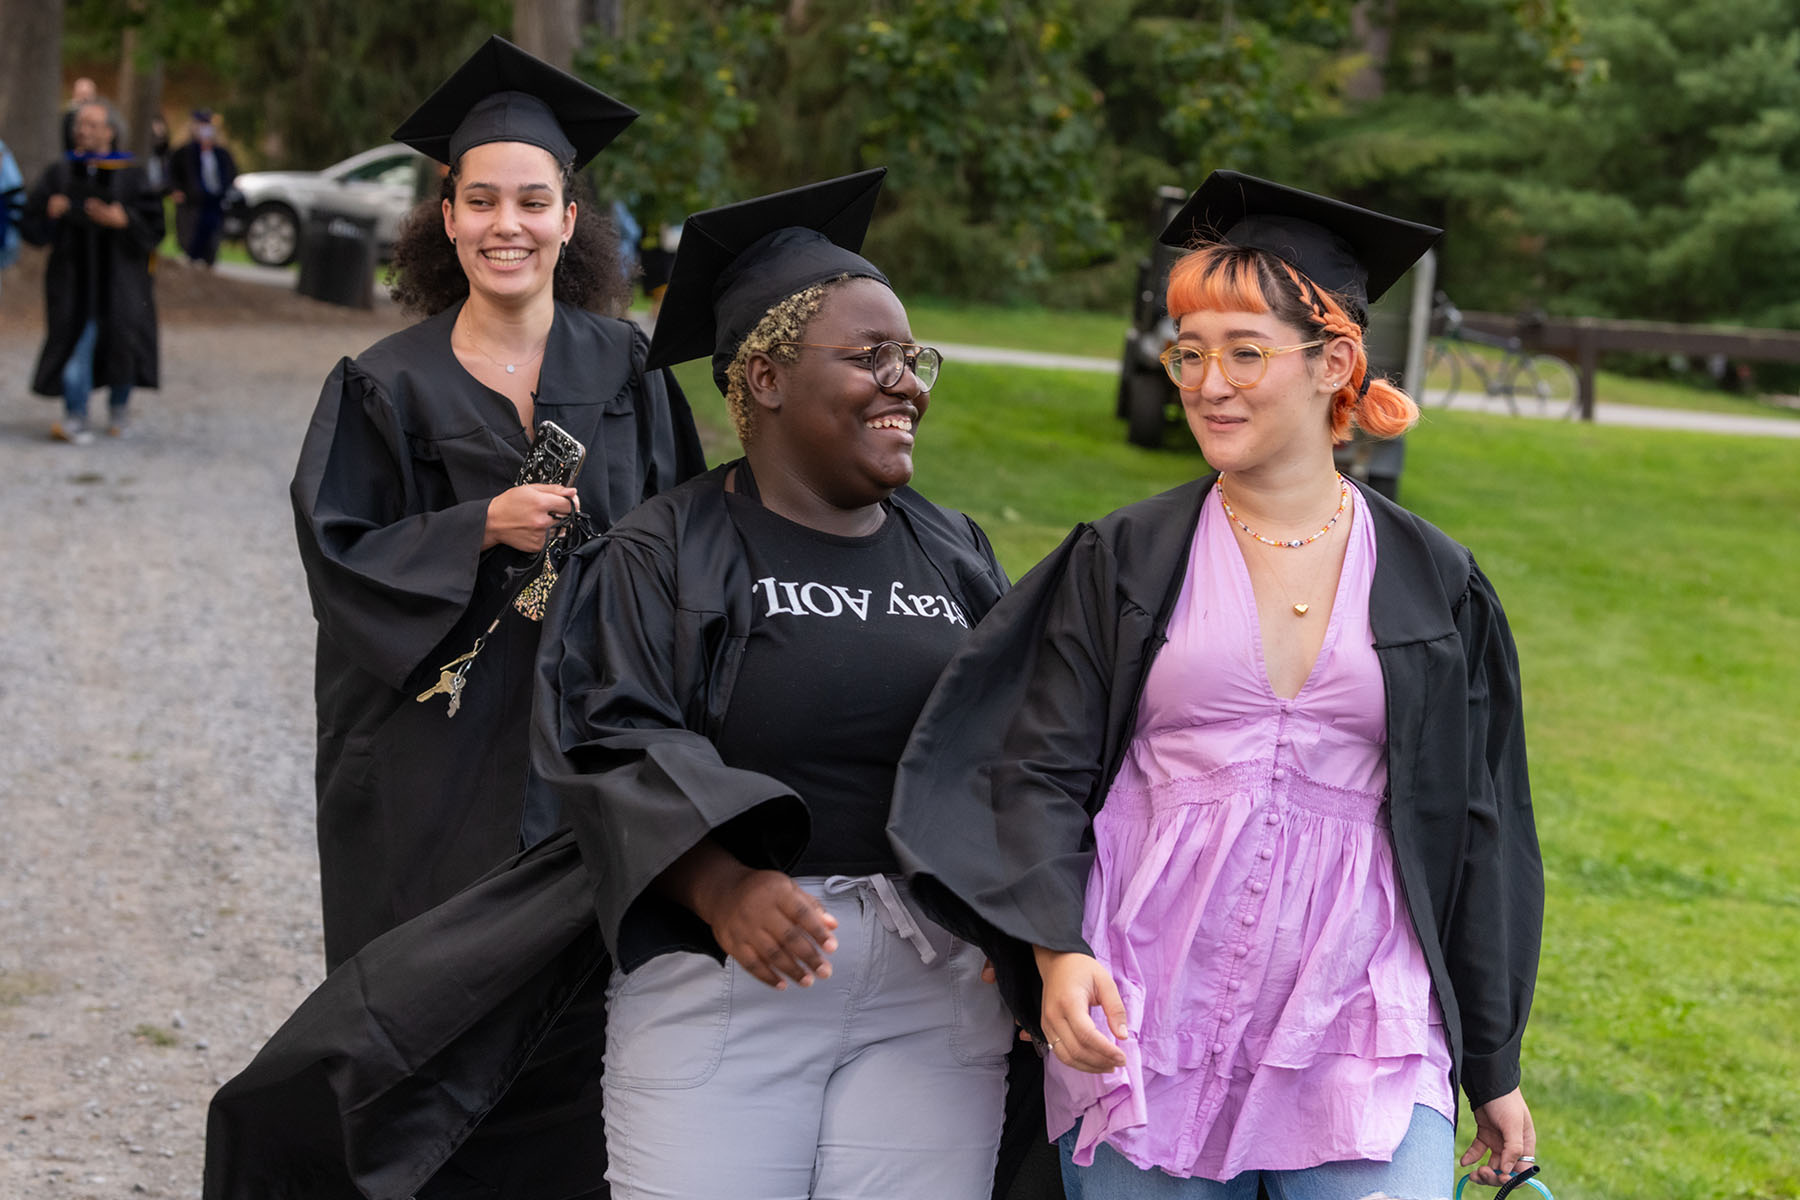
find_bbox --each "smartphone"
[516,420,587,488]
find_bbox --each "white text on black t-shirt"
[752,575,969,628]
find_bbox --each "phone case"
[516,420,587,488]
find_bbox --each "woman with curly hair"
[290,35,704,972]
[891,172,1544,1200]
[527,168,1022,1199]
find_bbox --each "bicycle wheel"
[1506,354,1580,419]
[1422,340,1462,407]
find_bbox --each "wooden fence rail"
[1457,311,1800,420]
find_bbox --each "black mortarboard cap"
[1159,170,1441,318]
[392,35,635,170]
[645,169,890,393]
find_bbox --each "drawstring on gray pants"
[822,874,938,965]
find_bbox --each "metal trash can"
[296,208,377,308]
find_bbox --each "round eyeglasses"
[773,340,943,391]
[1158,339,1327,389]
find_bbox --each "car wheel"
[1125,369,1175,449]
[245,203,300,267]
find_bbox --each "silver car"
[228,144,428,267]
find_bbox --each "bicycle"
[1423,295,1581,419]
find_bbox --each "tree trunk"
[513,0,582,71]
[1345,0,1393,102]
[589,0,621,39]
[0,0,67,179]
[116,26,166,157]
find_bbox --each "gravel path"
[0,282,406,1200]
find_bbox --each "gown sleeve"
[891,522,1138,1032]
[17,162,62,245]
[290,357,494,691]
[1444,558,1543,1107]
[119,165,165,257]
[644,358,707,502]
[532,519,810,972]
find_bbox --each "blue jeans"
[62,320,131,424]
[1059,1103,1454,1200]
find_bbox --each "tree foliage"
[59,0,1796,328]
[1291,0,1800,329]
[65,0,512,167]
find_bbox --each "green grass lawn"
[678,357,1800,1198]
[905,297,1128,360]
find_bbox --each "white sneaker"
[50,420,95,446]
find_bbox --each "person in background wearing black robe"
[890,173,1544,1199]
[290,35,702,975]
[19,98,162,444]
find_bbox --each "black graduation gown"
[889,475,1543,1112]
[20,155,163,396]
[203,467,1012,1200]
[292,300,704,970]
[533,462,1010,967]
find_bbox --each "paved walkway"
[166,268,1800,440]
[934,342,1800,439]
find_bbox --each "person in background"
[143,114,173,197]
[638,218,677,320]
[60,77,96,152]
[891,171,1542,1200]
[1,134,25,285]
[19,98,162,442]
[169,108,238,266]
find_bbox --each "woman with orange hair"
[890,173,1543,1199]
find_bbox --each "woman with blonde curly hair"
[531,168,1023,1200]
[891,171,1544,1200]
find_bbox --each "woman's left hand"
[1459,1087,1536,1186]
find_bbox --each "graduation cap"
[645,168,890,394]
[1159,170,1440,318]
[392,35,636,170]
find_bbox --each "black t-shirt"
[716,493,972,876]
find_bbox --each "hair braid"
[1171,249,1419,445]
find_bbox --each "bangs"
[1165,247,1278,321]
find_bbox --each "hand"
[171,190,186,205]
[1035,946,1129,1073]
[483,483,578,552]
[83,198,130,229]
[46,194,70,220]
[695,867,839,991]
[1459,1087,1536,1186]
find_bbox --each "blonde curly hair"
[721,278,847,443]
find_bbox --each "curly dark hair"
[387,160,632,318]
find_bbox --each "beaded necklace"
[1218,473,1350,549]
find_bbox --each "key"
[415,646,481,705]
[416,668,459,703]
